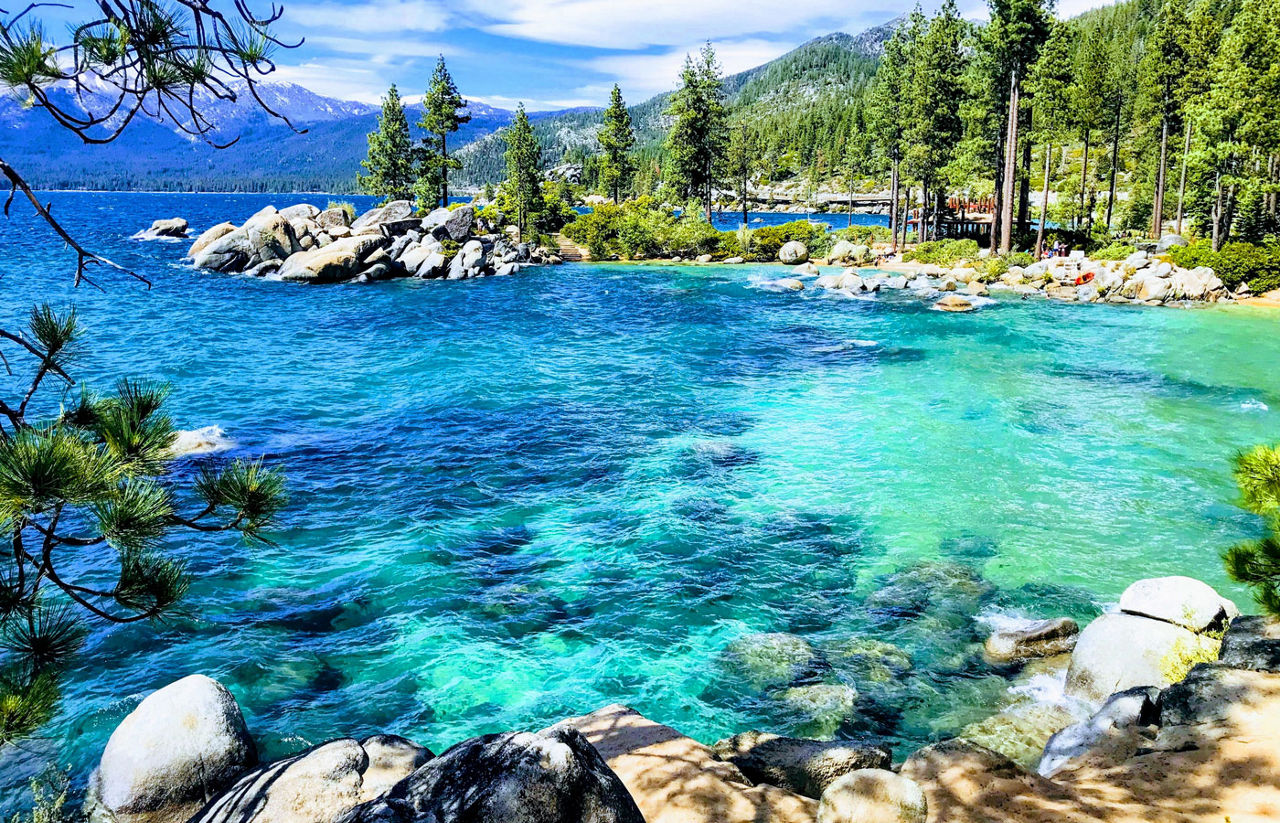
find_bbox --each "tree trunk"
[1211,171,1224,251]
[935,187,945,241]
[1105,95,1122,232]
[440,132,449,208]
[1018,111,1032,232]
[1152,116,1169,239]
[990,128,1005,254]
[1078,129,1090,231]
[920,182,928,243]
[999,70,1020,255]
[1036,144,1052,258]
[742,173,749,226]
[1175,120,1192,236]
[889,159,900,251]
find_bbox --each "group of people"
[1043,240,1071,259]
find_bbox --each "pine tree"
[358,84,417,203]
[1176,2,1222,235]
[419,56,471,209]
[870,24,913,249]
[665,43,728,221]
[1028,20,1073,256]
[1223,443,1280,616]
[1139,0,1189,238]
[843,102,873,228]
[986,0,1052,253]
[599,85,635,204]
[727,124,755,225]
[904,0,966,242]
[503,104,544,240]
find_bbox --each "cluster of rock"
[184,201,560,284]
[85,573,1280,823]
[134,218,191,240]
[909,579,1280,823]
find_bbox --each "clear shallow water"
[1,193,1276,800]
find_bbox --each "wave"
[168,425,235,459]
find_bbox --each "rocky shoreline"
[157,200,563,285]
[82,575,1280,823]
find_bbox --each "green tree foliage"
[418,56,471,209]
[1224,443,1280,616]
[665,43,728,222]
[503,104,544,240]
[598,85,635,204]
[0,307,285,745]
[726,125,756,226]
[358,84,417,204]
[1028,20,1074,254]
[904,0,966,241]
[870,24,913,246]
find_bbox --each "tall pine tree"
[870,24,912,248]
[665,43,727,221]
[503,104,544,240]
[358,84,417,203]
[419,56,471,209]
[598,85,636,204]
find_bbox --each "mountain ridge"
[0,19,898,192]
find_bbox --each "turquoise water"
[1,193,1276,801]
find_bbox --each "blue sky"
[33,0,1118,111]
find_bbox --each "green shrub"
[904,239,981,266]
[749,220,828,262]
[1166,241,1280,290]
[1091,242,1137,261]
[326,201,356,221]
[832,224,894,246]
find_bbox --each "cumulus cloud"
[578,38,799,99]
[468,0,857,49]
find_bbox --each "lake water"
[0,192,1275,802]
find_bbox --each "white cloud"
[304,35,462,61]
[578,38,797,100]
[468,0,853,49]
[286,0,452,34]
[271,60,398,103]
[469,93,600,112]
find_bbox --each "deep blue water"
[0,192,1276,805]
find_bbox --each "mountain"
[0,82,518,192]
[455,17,899,186]
[0,17,899,193]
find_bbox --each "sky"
[32,0,1120,112]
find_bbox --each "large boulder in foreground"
[1064,612,1219,704]
[1038,686,1161,777]
[779,241,809,265]
[192,736,431,823]
[351,200,413,233]
[1117,575,1238,633]
[817,769,926,823]
[558,704,818,823]
[189,222,237,258]
[277,236,385,283]
[337,726,642,823]
[92,675,256,823]
[1218,614,1280,672]
[712,731,890,798]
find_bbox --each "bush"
[832,224,894,246]
[326,201,356,221]
[1223,443,1280,615]
[749,221,828,262]
[904,239,981,266]
[1166,241,1280,291]
[1091,242,1137,261]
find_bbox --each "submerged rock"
[337,727,643,823]
[722,632,818,692]
[712,731,890,798]
[824,637,912,685]
[983,617,1079,664]
[817,769,926,823]
[142,217,189,238]
[934,295,974,312]
[778,684,860,739]
[92,675,256,823]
